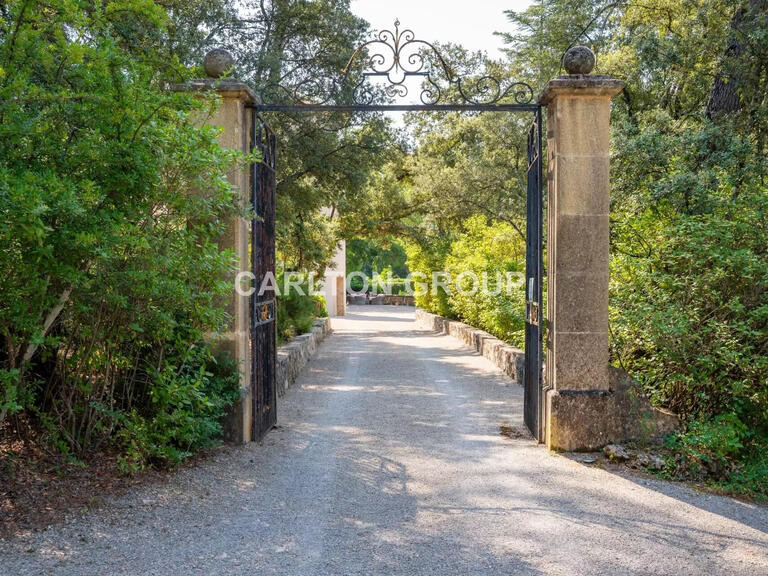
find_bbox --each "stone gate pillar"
[540,48,624,451]
[174,50,257,443]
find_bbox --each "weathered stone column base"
[545,367,678,451]
[213,337,253,444]
[224,386,254,444]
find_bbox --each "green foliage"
[374,277,409,296]
[345,237,411,296]
[405,238,453,318]
[0,0,245,467]
[405,111,529,236]
[116,346,240,473]
[667,414,746,480]
[662,411,768,500]
[366,73,532,345]
[347,238,409,279]
[443,216,527,347]
[611,192,768,423]
[277,116,398,274]
[348,274,366,294]
[724,448,768,499]
[276,275,326,345]
[0,369,27,423]
[405,217,527,347]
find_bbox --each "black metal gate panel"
[524,109,545,442]
[250,112,278,441]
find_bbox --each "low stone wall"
[415,309,525,384]
[347,295,416,307]
[372,295,415,306]
[276,317,332,397]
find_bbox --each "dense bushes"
[405,237,453,318]
[0,0,243,469]
[276,275,328,345]
[406,216,527,348]
[611,192,768,421]
[611,190,768,486]
[376,277,410,296]
[115,346,241,474]
[443,217,527,346]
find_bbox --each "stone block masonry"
[415,309,526,384]
[276,318,332,397]
[347,295,416,306]
[535,62,677,451]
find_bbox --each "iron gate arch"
[248,20,545,442]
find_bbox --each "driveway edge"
[276,318,332,397]
[414,309,525,385]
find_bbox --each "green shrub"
[116,345,240,474]
[0,0,245,468]
[349,274,367,293]
[664,414,768,499]
[370,275,408,295]
[0,369,28,425]
[406,217,527,347]
[405,239,453,317]
[725,449,768,499]
[668,414,747,480]
[314,294,329,318]
[612,190,768,496]
[276,275,325,344]
[611,191,768,429]
[389,278,409,296]
[444,216,526,347]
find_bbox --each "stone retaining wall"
[347,295,415,307]
[276,317,332,397]
[415,309,525,384]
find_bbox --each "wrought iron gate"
[250,112,278,441]
[249,20,546,443]
[524,110,545,442]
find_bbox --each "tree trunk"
[706,0,767,119]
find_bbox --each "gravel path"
[1,305,767,575]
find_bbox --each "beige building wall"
[322,241,347,317]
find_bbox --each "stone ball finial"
[563,46,596,75]
[204,48,235,78]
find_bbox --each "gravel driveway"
[1,305,767,575]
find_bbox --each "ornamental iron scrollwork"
[259,20,535,109]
